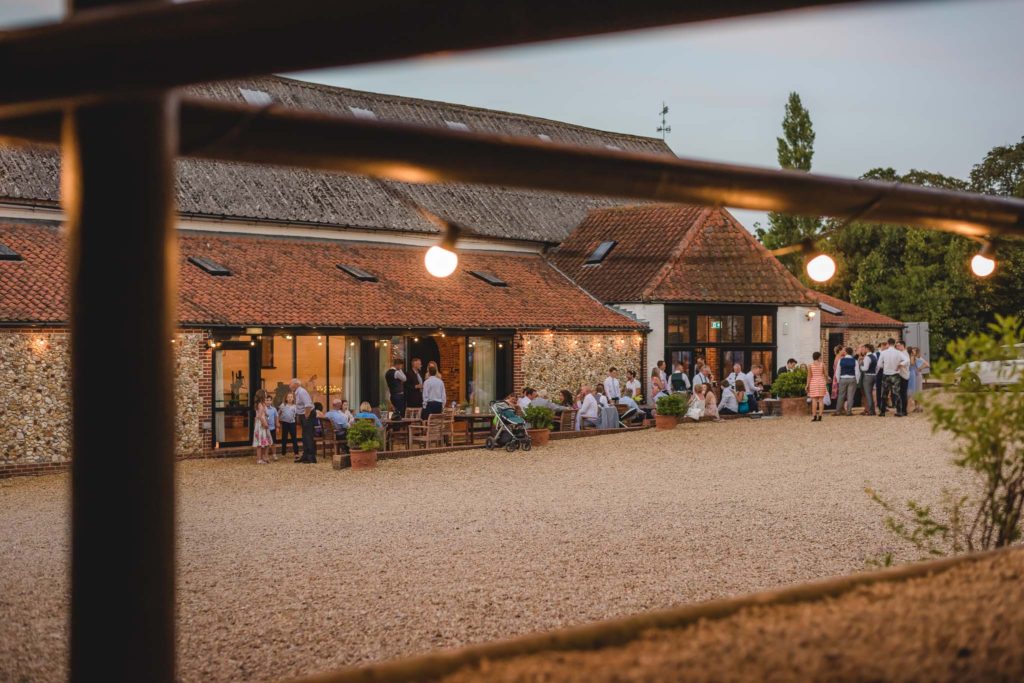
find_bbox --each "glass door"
[214,343,257,447]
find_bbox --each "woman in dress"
[806,351,828,422]
[908,347,930,413]
[650,368,665,400]
[252,388,273,464]
[684,384,706,422]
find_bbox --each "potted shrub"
[523,405,554,447]
[654,393,688,430]
[771,368,810,416]
[347,419,383,470]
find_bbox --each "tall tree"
[756,92,822,278]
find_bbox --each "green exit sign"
[711,321,722,329]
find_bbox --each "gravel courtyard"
[1,414,969,682]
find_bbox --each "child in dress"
[253,389,273,464]
[703,384,722,422]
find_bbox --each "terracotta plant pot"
[777,397,811,416]
[655,414,678,431]
[349,449,378,470]
[527,428,550,447]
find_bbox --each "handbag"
[823,391,832,407]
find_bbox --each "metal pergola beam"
[1,99,1022,238]
[0,0,901,118]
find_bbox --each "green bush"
[771,368,807,398]
[655,392,689,417]
[347,419,382,451]
[524,405,554,430]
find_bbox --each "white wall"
[616,303,664,376]
[776,306,821,371]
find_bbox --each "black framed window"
[665,306,777,383]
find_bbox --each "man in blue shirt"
[325,399,350,434]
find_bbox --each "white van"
[956,344,1024,387]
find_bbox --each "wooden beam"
[0,0,899,117]
[2,99,1021,239]
[66,2,178,682]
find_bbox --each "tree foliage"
[756,92,822,278]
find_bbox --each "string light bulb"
[971,243,996,278]
[806,253,836,283]
[425,245,458,278]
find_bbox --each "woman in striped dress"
[806,351,828,422]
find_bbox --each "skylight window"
[468,270,507,287]
[445,120,470,132]
[819,303,843,316]
[188,256,232,276]
[537,134,552,142]
[337,264,378,282]
[238,88,273,106]
[585,240,617,265]
[348,106,377,120]
[0,242,23,261]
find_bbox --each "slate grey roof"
[0,76,672,243]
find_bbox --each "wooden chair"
[404,407,422,420]
[409,413,445,450]
[318,417,343,459]
[556,409,577,432]
[441,408,456,446]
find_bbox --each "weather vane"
[657,102,671,141]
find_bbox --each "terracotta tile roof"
[550,204,817,305]
[0,222,641,331]
[813,290,903,328]
[0,76,672,244]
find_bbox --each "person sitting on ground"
[517,387,537,412]
[735,379,750,415]
[699,384,722,421]
[325,399,350,434]
[683,386,705,422]
[577,385,600,429]
[529,389,567,413]
[354,401,382,427]
[625,370,642,398]
[670,360,692,393]
[778,358,798,375]
[718,382,739,415]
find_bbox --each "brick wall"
[435,335,464,404]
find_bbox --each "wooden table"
[454,413,493,444]
[382,418,421,450]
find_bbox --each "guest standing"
[422,365,447,419]
[805,352,828,422]
[908,347,930,413]
[252,389,272,465]
[264,395,278,461]
[278,392,300,458]
[290,378,317,463]
[603,367,622,403]
[385,359,407,417]
[835,347,858,416]
[859,344,878,416]
[405,357,424,415]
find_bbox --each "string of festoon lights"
[420,208,1002,284]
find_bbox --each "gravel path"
[442,550,1024,683]
[0,414,970,682]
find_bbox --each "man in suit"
[384,359,406,417]
[405,357,424,413]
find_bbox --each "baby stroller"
[484,400,532,452]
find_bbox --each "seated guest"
[617,390,639,413]
[558,389,575,408]
[339,399,355,425]
[354,401,382,427]
[517,387,537,412]
[594,385,610,407]
[718,383,739,415]
[683,387,705,422]
[701,385,722,421]
[422,365,447,418]
[577,385,600,429]
[625,370,642,397]
[529,389,566,413]
[650,369,665,398]
[325,399,350,433]
[778,358,798,375]
[735,379,751,415]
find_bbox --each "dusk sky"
[5,0,1022,231]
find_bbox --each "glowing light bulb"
[971,253,995,278]
[425,245,458,278]
[806,254,836,283]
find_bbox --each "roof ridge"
[721,210,819,305]
[264,75,672,148]
[640,206,711,302]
